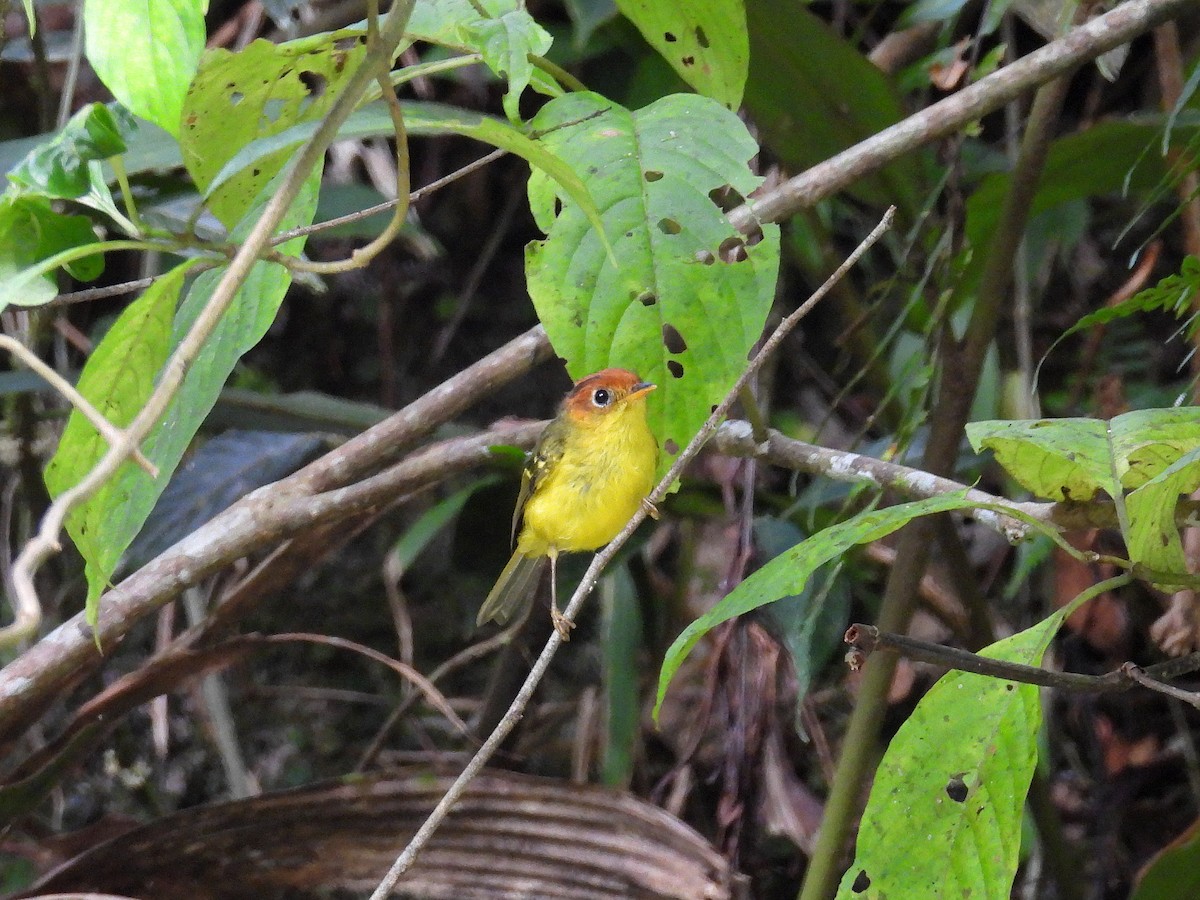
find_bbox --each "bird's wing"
[511,418,568,548]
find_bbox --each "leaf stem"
[108,154,144,236]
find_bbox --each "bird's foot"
[641,497,660,520]
[551,605,576,641]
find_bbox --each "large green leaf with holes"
[836,607,1070,899]
[525,91,779,475]
[615,0,747,109]
[83,0,205,137]
[180,30,369,228]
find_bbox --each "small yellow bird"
[477,368,659,637]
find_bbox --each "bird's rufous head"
[562,368,656,421]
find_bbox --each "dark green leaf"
[744,0,932,220]
[0,194,104,310]
[7,103,130,198]
[124,431,328,572]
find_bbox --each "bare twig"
[271,148,508,247]
[266,634,470,736]
[1122,662,1200,710]
[365,207,897,897]
[0,336,157,477]
[845,616,1200,702]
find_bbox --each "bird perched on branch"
[477,368,659,638]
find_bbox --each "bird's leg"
[548,553,575,639]
[641,497,660,520]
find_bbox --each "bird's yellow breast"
[517,400,657,557]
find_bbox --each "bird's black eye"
[592,388,611,407]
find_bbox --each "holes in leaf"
[851,871,870,893]
[298,70,327,98]
[667,360,684,378]
[644,170,664,182]
[658,218,682,235]
[945,776,968,803]
[744,224,765,247]
[662,323,687,354]
[638,291,657,307]
[695,249,716,265]
[229,91,245,106]
[719,236,747,262]
[708,185,745,212]
[664,438,680,455]
[695,25,710,48]
[681,55,695,66]
[664,31,677,42]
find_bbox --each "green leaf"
[50,170,320,616]
[754,517,850,699]
[967,408,1200,503]
[1126,448,1200,582]
[0,194,104,310]
[459,8,554,120]
[614,0,748,109]
[655,492,977,717]
[525,91,780,478]
[44,260,197,623]
[180,30,369,228]
[1131,819,1200,900]
[602,563,642,787]
[836,608,1070,899]
[6,102,130,198]
[1110,408,1200,489]
[743,0,931,220]
[83,0,206,137]
[966,417,1116,502]
[1057,255,1200,343]
[563,0,618,49]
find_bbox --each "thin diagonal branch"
[365,207,897,898]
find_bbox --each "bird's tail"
[477,551,547,627]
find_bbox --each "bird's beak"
[630,381,656,398]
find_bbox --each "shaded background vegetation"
[2,0,1200,898]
